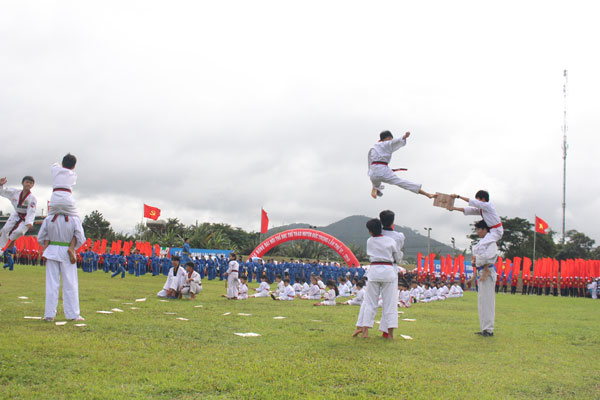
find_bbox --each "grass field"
[1,266,599,400]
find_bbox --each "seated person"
[157,256,186,298]
[180,261,202,300]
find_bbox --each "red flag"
[93,240,101,254]
[100,239,107,254]
[445,254,452,275]
[144,204,161,221]
[154,244,161,256]
[535,216,549,234]
[513,257,522,277]
[496,257,504,276]
[417,253,422,274]
[505,258,512,277]
[260,209,269,234]
[522,257,531,277]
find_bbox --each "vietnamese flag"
[144,204,161,221]
[535,216,549,234]
[260,209,269,234]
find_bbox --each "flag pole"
[532,216,537,269]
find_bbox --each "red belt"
[371,162,388,165]
[490,222,503,229]
[371,262,393,265]
[53,188,72,193]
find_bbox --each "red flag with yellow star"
[144,204,161,220]
[535,216,549,234]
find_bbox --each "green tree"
[556,230,595,260]
[82,210,115,240]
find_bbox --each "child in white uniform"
[344,280,365,305]
[314,280,338,306]
[237,276,249,300]
[271,278,296,301]
[353,219,401,340]
[48,154,80,263]
[302,276,322,300]
[249,276,270,298]
[224,253,240,299]
[337,277,350,297]
[448,190,503,249]
[368,131,436,199]
[180,262,202,299]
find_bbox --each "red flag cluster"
[76,239,164,257]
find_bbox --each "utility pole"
[561,69,568,244]
[424,227,432,255]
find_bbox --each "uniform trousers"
[368,165,421,194]
[477,270,496,333]
[227,273,239,298]
[0,214,29,249]
[356,280,398,333]
[45,259,81,319]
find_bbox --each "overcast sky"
[1,0,598,252]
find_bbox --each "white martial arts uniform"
[37,214,85,320]
[292,282,302,294]
[437,285,449,300]
[237,283,249,300]
[303,284,321,300]
[180,270,202,297]
[448,285,462,298]
[398,289,411,308]
[420,288,433,303]
[345,288,365,305]
[278,285,296,301]
[367,137,422,196]
[317,279,326,295]
[300,282,310,296]
[474,238,498,333]
[463,198,503,248]
[356,235,400,333]
[409,287,421,303]
[338,283,350,297]
[319,289,337,306]
[0,184,37,249]
[226,260,240,299]
[251,281,270,297]
[274,280,284,296]
[157,265,187,297]
[48,163,78,216]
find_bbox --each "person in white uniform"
[302,276,322,300]
[271,278,296,300]
[353,219,401,340]
[180,261,202,299]
[343,280,366,305]
[249,276,270,298]
[237,276,249,300]
[157,256,186,298]
[471,220,498,337]
[448,190,503,249]
[314,280,338,306]
[368,130,436,199]
[379,209,404,336]
[224,253,240,299]
[37,213,85,321]
[0,176,37,252]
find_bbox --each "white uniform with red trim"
[237,283,249,300]
[226,260,240,299]
[367,137,422,195]
[318,288,337,305]
[278,284,296,300]
[37,214,85,320]
[251,281,270,297]
[345,288,365,305]
[48,163,78,217]
[463,198,503,247]
[356,235,401,333]
[0,184,37,249]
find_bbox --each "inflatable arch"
[248,229,360,267]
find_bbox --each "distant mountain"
[265,215,458,260]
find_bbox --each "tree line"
[82,210,599,263]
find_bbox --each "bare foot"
[360,332,368,338]
[352,328,362,337]
[67,248,77,264]
[371,188,378,199]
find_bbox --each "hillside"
[266,215,459,261]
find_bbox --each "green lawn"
[1,266,599,399]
